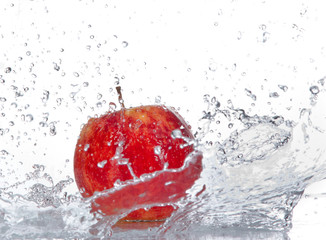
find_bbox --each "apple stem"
[116,86,125,109]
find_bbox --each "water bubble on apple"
[97,160,107,168]
[171,129,182,139]
[84,144,90,152]
[154,146,162,155]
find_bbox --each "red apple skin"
[74,105,202,221]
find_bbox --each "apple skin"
[74,105,202,221]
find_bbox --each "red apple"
[74,104,203,221]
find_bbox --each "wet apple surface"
[74,105,203,221]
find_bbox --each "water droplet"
[0,97,6,102]
[96,102,102,108]
[73,72,79,77]
[172,129,182,139]
[5,67,11,73]
[155,96,161,104]
[203,94,210,103]
[208,60,217,72]
[109,102,116,112]
[70,91,78,99]
[53,63,60,71]
[90,35,94,39]
[122,41,128,48]
[317,77,325,86]
[237,31,242,40]
[83,82,89,87]
[1,150,9,155]
[259,24,267,31]
[278,85,288,92]
[26,51,31,56]
[25,114,33,122]
[97,93,102,100]
[84,144,90,151]
[245,88,257,101]
[56,98,62,106]
[9,121,14,126]
[309,85,319,95]
[262,32,270,43]
[42,90,50,103]
[97,160,107,168]
[228,123,234,128]
[269,92,279,98]
[49,123,56,136]
[154,146,162,155]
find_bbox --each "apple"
[74,91,202,222]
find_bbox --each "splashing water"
[1,89,326,239]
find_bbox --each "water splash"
[1,91,325,239]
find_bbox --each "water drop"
[317,77,325,86]
[154,146,162,155]
[109,102,116,112]
[155,96,161,104]
[1,150,9,155]
[49,123,56,136]
[83,82,89,87]
[259,24,267,31]
[96,102,102,108]
[208,60,217,72]
[5,67,12,73]
[97,160,107,168]
[25,114,33,122]
[26,51,31,56]
[42,90,50,103]
[171,129,182,139]
[228,123,234,129]
[56,98,62,106]
[269,92,279,98]
[203,94,210,103]
[309,85,319,95]
[53,63,60,71]
[278,85,288,92]
[122,41,128,48]
[0,97,6,102]
[84,144,90,152]
[73,72,79,77]
[97,93,102,100]
[245,88,257,101]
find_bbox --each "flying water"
[1,85,326,239]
